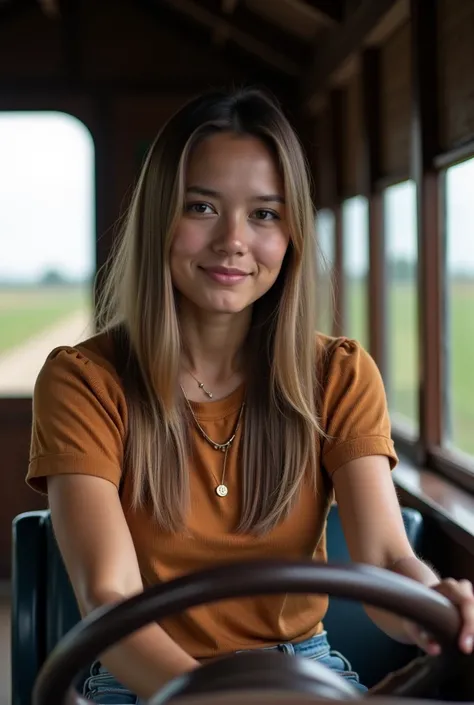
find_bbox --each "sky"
[0,112,473,284]
[0,112,95,283]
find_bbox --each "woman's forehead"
[185,133,284,197]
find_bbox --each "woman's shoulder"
[315,332,385,408]
[316,332,371,377]
[43,329,119,374]
[29,330,128,496]
[36,329,126,408]
[315,333,397,473]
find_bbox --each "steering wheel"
[32,560,465,705]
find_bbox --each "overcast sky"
[0,112,95,283]
[1,112,473,284]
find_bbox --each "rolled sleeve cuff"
[27,454,121,495]
[323,436,398,477]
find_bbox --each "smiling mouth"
[200,266,250,285]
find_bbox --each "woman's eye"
[253,209,279,221]
[185,202,214,215]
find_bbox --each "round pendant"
[215,484,228,497]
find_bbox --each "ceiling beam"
[281,0,340,28]
[221,0,239,12]
[302,0,403,103]
[302,0,344,23]
[212,0,238,46]
[158,0,301,76]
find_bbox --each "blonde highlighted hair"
[97,87,322,533]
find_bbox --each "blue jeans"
[82,631,366,703]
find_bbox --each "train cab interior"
[1,0,474,704]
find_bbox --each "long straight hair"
[97,87,322,533]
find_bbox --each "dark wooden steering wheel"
[32,561,465,705]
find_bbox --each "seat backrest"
[324,504,424,688]
[11,510,80,705]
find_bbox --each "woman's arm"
[48,474,198,701]
[332,455,474,654]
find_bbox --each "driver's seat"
[324,504,424,688]
[11,505,424,705]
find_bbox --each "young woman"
[27,88,474,704]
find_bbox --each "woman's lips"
[200,267,250,285]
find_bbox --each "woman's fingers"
[434,578,474,654]
[403,578,474,655]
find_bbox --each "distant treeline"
[387,258,474,282]
[0,269,92,288]
[1,262,474,288]
[343,258,474,282]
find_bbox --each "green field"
[0,286,91,355]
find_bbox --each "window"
[443,158,474,459]
[316,209,335,335]
[384,181,419,434]
[0,112,95,397]
[342,196,369,349]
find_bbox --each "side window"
[443,158,474,459]
[316,209,335,335]
[0,112,95,397]
[342,196,369,350]
[384,180,419,434]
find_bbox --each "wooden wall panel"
[0,5,63,79]
[0,402,47,578]
[81,0,242,84]
[438,0,474,150]
[314,107,335,208]
[380,22,412,178]
[112,94,195,215]
[342,71,364,198]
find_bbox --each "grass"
[0,286,91,355]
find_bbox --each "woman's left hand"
[403,578,474,656]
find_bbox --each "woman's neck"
[179,303,251,389]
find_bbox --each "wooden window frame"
[326,0,474,493]
[408,0,474,490]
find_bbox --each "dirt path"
[0,309,92,396]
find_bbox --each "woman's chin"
[189,295,252,316]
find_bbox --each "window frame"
[313,1,474,496]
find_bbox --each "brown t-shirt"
[27,332,398,659]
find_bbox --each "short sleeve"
[319,338,398,476]
[27,347,127,494]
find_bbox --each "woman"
[27,88,474,704]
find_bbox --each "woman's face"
[170,132,290,316]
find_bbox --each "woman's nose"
[211,215,249,256]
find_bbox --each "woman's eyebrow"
[255,194,285,205]
[186,186,285,204]
[186,186,220,198]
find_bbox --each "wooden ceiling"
[150,0,348,77]
[0,0,345,78]
[0,0,407,104]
